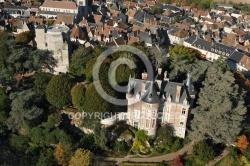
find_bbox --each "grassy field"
[214,0,250,4]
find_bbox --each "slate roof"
[134,10,146,22]
[163,82,188,104]
[141,81,160,104]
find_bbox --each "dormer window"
[182,108,186,115]
[198,45,201,48]
[222,52,225,55]
[226,53,230,56]
[215,49,218,53]
[211,48,214,51]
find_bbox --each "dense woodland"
[0,27,250,166]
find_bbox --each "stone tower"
[35,25,71,74]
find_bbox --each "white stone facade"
[35,25,71,74]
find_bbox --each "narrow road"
[206,149,229,166]
[95,141,194,164]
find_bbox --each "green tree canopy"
[192,141,215,165]
[6,89,43,134]
[45,75,72,108]
[83,82,117,113]
[71,83,86,111]
[34,72,53,96]
[68,47,92,77]
[0,87,10,123]
[190,63,247,144]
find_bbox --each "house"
[70,25,86,44]
[38,0,77,18]
[168,29,189,45]
[12,20,30,34]
[125,69,195,138]
[227,51,250,76]
[54,14,75,26]
[215,4,233,10]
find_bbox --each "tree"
[37,148,57,166]
[69,47,92,77]
[83,82,116,113]
[93,123,108,150]
[71,83,86,111]
[150,5,163,14]
[135,130,150,142]
[190,63,247,144]
[69,149,92,166]
[15,31,34,44]
[54,143,73,166]
[6,89,43,134]
[172,156,183,166]
[34,72,53,96]
[234,71,250,91]
[169,45,201,79]
[29,114,72,147]
[192,141,215,166]
[236,135,249,152]
[113,141,129,155]
[197,3,203,10]
[190,2,196,8]
[0,87,10,123]
[46,75,72,108]
[0,30,8,69]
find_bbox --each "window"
[146,110,151,118]
[182,108,186,115]
[180,122,184,125]
[45,42,48,47]
[134,122,138,129]
[147,104,151,108]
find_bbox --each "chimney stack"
[141,71,148,80]
[158,68,162,75]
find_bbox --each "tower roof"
[185,72,196,95]
[141,81,160,104]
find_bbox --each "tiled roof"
[41,0,77,10]
[54,14,74,25]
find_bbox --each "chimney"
[141,71,148,80]
[164,71,169,81]
[176,86,181,102]
[157,68,162,75]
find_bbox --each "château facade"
[126,69,196,138]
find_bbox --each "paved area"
[95,141,194,164]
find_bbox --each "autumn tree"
[236,135,249,152]
[71,83,86,111]
[172,156,183,166]
[234,71,250,91]
[190,63,247,144]
[54,143,73,166]
[15,31,34,44]
[45,75,72,108]
[197,3,203,10]
[69,148,92,166]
